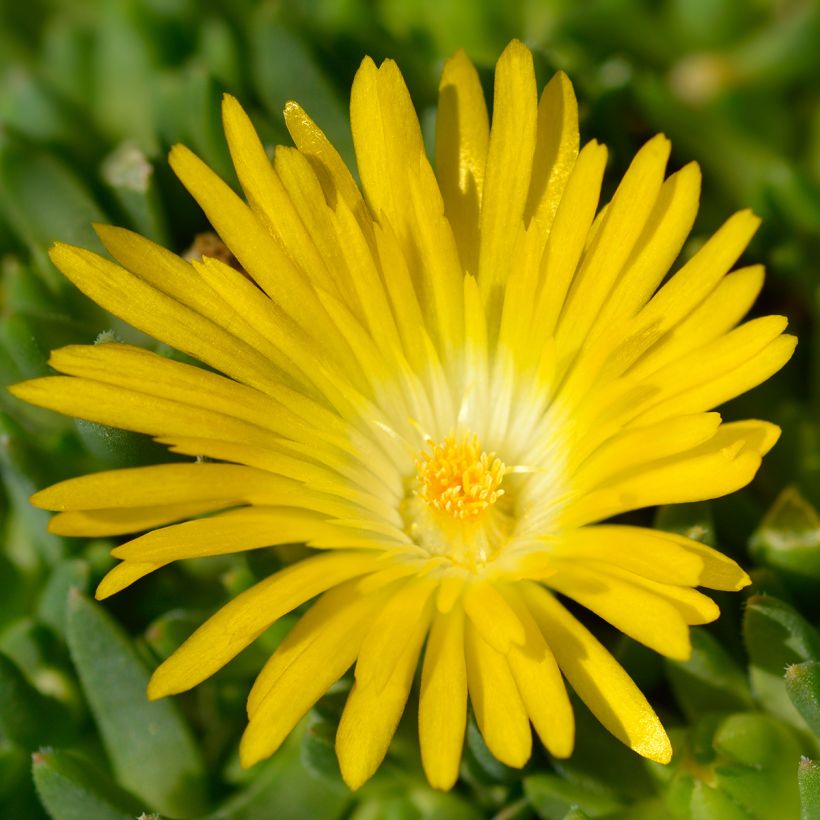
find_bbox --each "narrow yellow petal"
[531,140,608,337]
[572,412,722,489]
[354,576,437,691]
[31,462,267,511]
[419,606,468,790]
[168,144,345,353]
[478,40,538,321]
[563,421,779,526]
[336,580,434,789]
[283,101,365,218]
[148,552,374,698]
[556,135,671,362]
[592,161,701,331]
[96,561,158,599]
[637,209,761,333]
[522,584,672,763]
[463,579,526,653]
[464,619,532,768]
[524,70,579,235]
[110,507,331,563]
[547,564,692,660]
[436,48,489,274]
[543,525,743,589]
[637,335,795,425]
[9,376,283,451]
[45,243,283,395]
[47,500,229,537]
[222,95,334,293]
[241,580,391,765]
[350,55,425,225]
[630,264,764,377]
[501,585,574,758]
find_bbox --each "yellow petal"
[31,462,267,511]
[531,139,608,337]
[47,500,229,537]
[222,95,334,294]
[635,265,765,378]
[591,161,702,332]
[336,579,434,789]
[547,564,692,660]
[110,507,331,563]
[500,585,574,758]
[572,412,722,489]
[9,376,282,452]
[168,144,344,354]
[45,243,282,395]
[419,605,468,790]
[148,551,374,698]
[563,420,778,526]
[350,56,425,224]
[283,100,365,218]
[524,70,579,235]
[636,209,761,335]
[464,619,532,768]
[556,135,671,362]
[354,575,437,691]
[463,579,526,653]
[478,40,538,321]
[522,583,671,763]
[436,48,489,275]
[241,579,390,765]
[543,524,748,590]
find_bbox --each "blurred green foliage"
[0,0,819,817]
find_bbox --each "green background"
[1,0,819,817]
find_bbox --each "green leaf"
[712,714,802,819]
[689,780,752,820]
[66,590,207,817]
[37,560,91,637]
[463,713,522,784]
[523,773,625,819]
[301,713,344,783]
[666,629,754,719]
[101,142,168,244]
[0,653,78,748]
[211,723,351,820]
[32,748,144,820]
[654,501,717,546]
[750,487,820,580]
[786,662,820,737]
[799,757,820,820]
[0,141,107,286]
[249,5,354,167]
[743,595,820,733]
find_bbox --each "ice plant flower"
[11,40,795,790]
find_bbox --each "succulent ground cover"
[1,1,819,818]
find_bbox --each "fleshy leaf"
[666,629,753,719]
[0,653,77,748]
[65,591,207,817]
[799,757,820,820]
[743,595,820,730]
[32,748,144,820]
[750,487,820,580]
[210,723,351,820]
[786,662,820,737]
[523,773,625,819]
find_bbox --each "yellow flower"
[11,40,795,790]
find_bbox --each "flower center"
[415,433,506,519]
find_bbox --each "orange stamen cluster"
[416,433,506,519]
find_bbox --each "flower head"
[11,40,795,790]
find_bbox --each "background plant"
[0,0,818,817]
